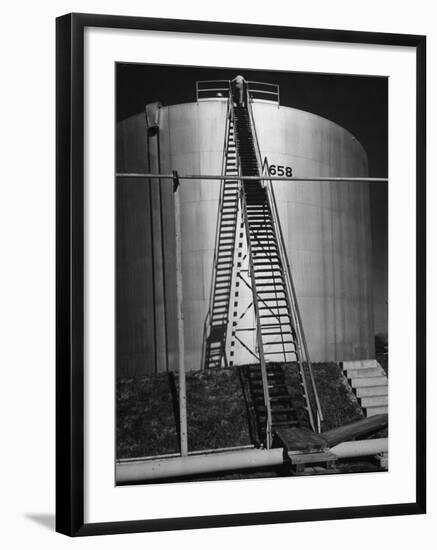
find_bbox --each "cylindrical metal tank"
[252,102,374,362]
[116,98,374,378]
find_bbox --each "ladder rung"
[213,297,230,304]
[249,237,278,243]
[260,322,291,327]
[270,407,297,415]
[270,395,293,403]
[257,290,286,295]
[261,329,292,335]
[253,267,282,273]
[250,380,288,388]
[253,260,280,264]
[264,351,296,355]
[271,421,300,427]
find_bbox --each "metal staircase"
[202,87,323,447]
[234,104,317,443]
[243,363,311,445]
[235,106,299,364]
[202,105,240,369]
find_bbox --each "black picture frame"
[56,12,426,536]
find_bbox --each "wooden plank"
[293,465,341,476]
[275,426,327,452]
[290,451,337,465]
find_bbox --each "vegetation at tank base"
[301,362,364,432]
[375,333,389,375]
[117,361,369,459]
[117,367,251,459]
[117,373,179,459]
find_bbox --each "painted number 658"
[268,165,293,177]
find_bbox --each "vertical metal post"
[173,174,188,456]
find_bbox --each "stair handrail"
[246,99,324,432]
[231,102,272,449]
[201,92,233,369]
[269,183,323,432]
[239,172,273,449]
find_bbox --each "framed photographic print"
[56,13,426,536]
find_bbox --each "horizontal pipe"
[116,173,388,183]
[330,438,388,459]
[117,444,255,463]
[116,448,284,483]
[321,414,388,447]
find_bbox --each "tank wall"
[117,100,375,377]
[158,102,228,371]
[252,103,374,361]
[116,115,156,377]
[116,102,227,377]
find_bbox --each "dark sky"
[117,63,388,336]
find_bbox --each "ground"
[117,367,251,458]
[117,361,382,465]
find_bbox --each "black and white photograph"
[115,63,389,484]
[0,1,430,545]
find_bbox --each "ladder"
[235,105,299,364]
[202,104,240,369]
[203,94,323,446]
[234,103,316,442]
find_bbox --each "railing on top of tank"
[196,80,280,104]
[196,80,230,101]
[247,81,279,105]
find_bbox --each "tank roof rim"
[252,101,368,155]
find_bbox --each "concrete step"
[360,395,388,407]
[346,366,382,378]
[343,359,379,370]
[364,405,388,416]
[356,385,388,397]
[352,376,388,388]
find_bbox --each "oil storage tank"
[116,81,375,378]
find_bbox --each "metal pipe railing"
[247,99,324,432]
[117,173,388,183]
[196,79,279,104]
[246,100,314,431]
[196,80,231,101]
[247,81,279,104]
[271,189,321,430]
